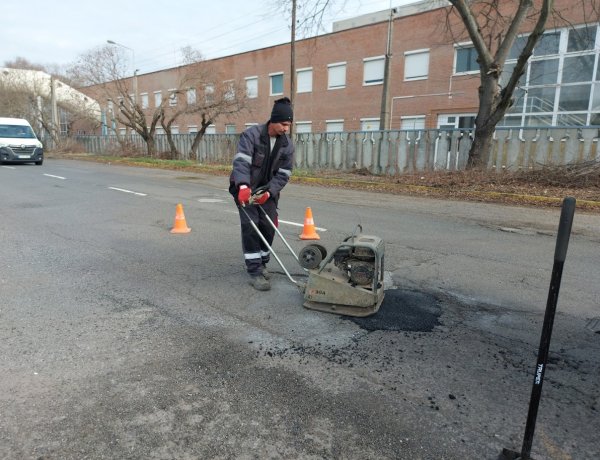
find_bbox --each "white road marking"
[1,166,16,169]
[224,210,327,232]
[197,198,224,203]
[44,173,66,180]
[278,219,327,232]
[108,186,147,196]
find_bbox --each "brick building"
[91,0,599,135]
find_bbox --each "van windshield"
[0,124,36,139]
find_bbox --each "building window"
[502,25,600,127]
[245,123,259,128]
[205,125,216,134]
[204,84,214,103]
[529,59,559,85]
[326,120,344,132]
[295,121,312,133]
[509,36,528,60]
[438,114,475,130]
[245,77,258,98]
[559,84,591,111]
[526,86,556,112]
[363,56,385,85]
[297,68,312,93]
[140,93,149,109]
[567,25,597,52]
[360,118,380,131]
[270,72,284,96]
[533,32,560,56]
[592,83,600,112]
[224,80,235,101]
[563,55,595,83]
[187,88,196,105]
[171,126,180,134]
[404,49,429,81]
[168,89,177,107]
[401,116,426,130]
[328,62,346,90]
[154,91,162,107]
[225,124,237,134]
[188,125,198,134]
[455,45,479,73]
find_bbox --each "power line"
[134,12,287,72]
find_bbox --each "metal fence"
[73,127,599,174]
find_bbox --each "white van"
[0,117,44,165]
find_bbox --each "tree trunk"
[189,130,205,160]
[145,136,156,157]
[164,129,178,159]
[467,126,494,168]
[190,122,210,161]
[467,72,501,169]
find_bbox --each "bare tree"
[446,0,599,168]
[70,45,247,158]
[179,46,204,65]
[160,81,247,159]
[3,57,46,72]
[68,45,160,155]
[276,0,340,37]
[1,66,101,146]
[158,48,248,159]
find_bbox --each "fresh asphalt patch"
[346,288,442,332]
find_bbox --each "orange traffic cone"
[299,207,320,240]
[170,203,191,234]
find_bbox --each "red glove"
[238,185,251,204]
[254,191,270,205]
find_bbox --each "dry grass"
[293,165,600,211]
[50,152,600,212]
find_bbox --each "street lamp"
[107,39,138,105]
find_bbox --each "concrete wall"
[75,127,599,173]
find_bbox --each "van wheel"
[35,160,43,165]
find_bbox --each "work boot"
[261,266,272,280]
[249,275,271,291]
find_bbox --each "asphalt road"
[1,159,599,459]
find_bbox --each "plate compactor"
[240,190,385,317]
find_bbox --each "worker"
[229,97,295,291]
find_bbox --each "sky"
[1,0,417,75]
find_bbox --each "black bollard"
[499,196,576,460]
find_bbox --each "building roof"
[332,0,448,32]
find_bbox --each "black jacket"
[229,122,294,202]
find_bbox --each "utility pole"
[379,6,396,130]
[50,76,59,143]
[290,0,297,135]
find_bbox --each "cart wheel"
[299,245,323,269]
[311,244,327,260]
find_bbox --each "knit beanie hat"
[270,97,293,123]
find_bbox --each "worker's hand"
[238,185,251,204]
[254,191,270,205]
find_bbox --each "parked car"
[0,117,44,165]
